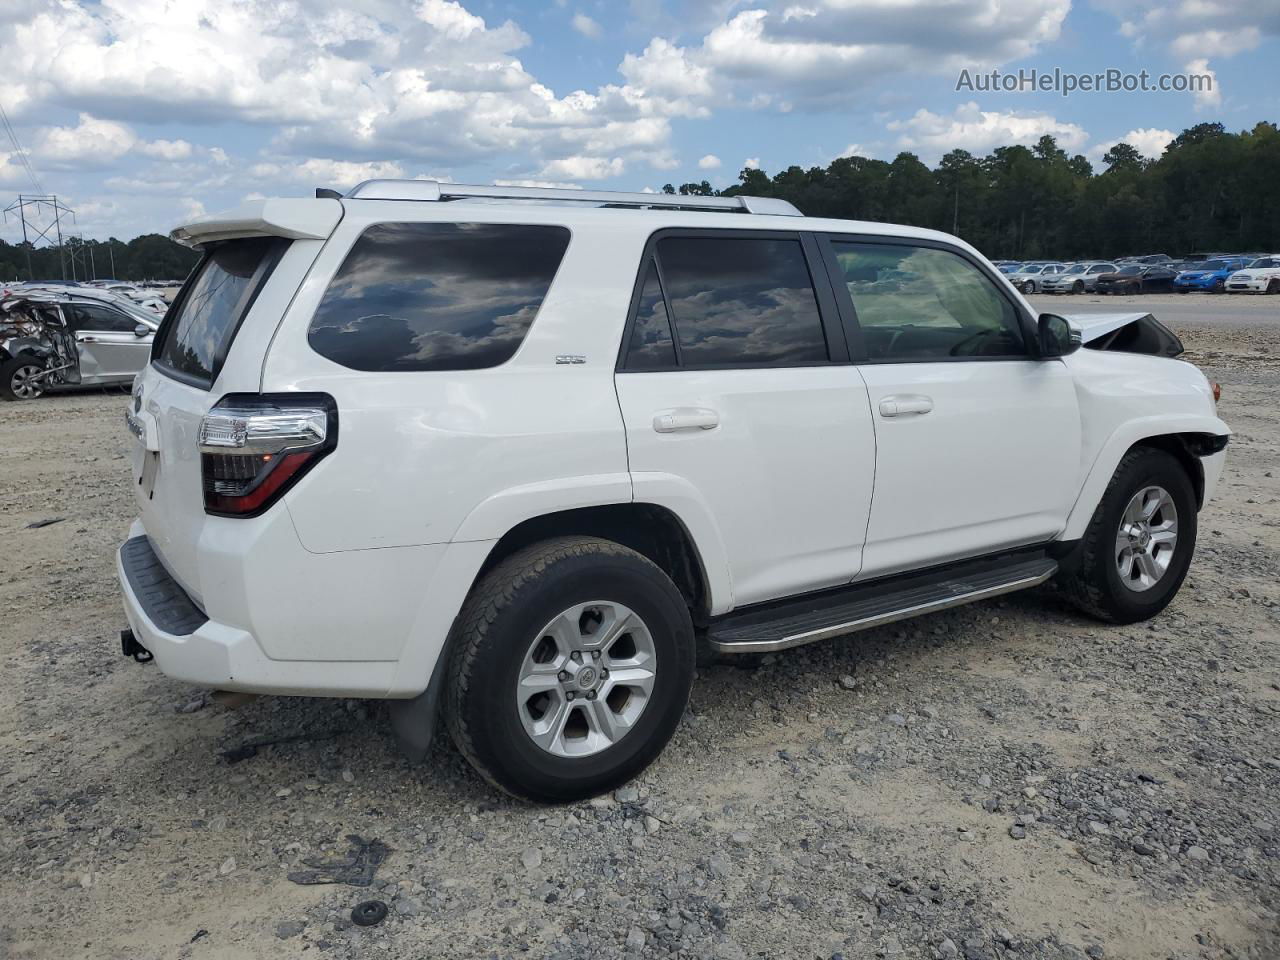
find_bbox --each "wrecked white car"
[1,293,157,400]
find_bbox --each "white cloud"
[888,102,1089,160]
[539,155,625,179]
[839,143,868,158]
[620,0,1071,109]
[1094,0,1276,105]
[1089,128,1175,162]
[1184,57,1220,109]
[249,158,407,186]
[571,12,602,38]
[0,0,692,193]
[698,153,721,169]
[744,157,761,169]
[138,139,194,161]
[34,114,136,166]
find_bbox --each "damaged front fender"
[1063,312,1185,358]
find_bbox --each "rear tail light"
[198,393,337,516]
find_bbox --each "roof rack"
[343,179,803,217]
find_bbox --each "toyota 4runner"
[118,180,1229,802]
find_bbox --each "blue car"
[1174,257,1250,292]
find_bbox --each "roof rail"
[344,179,803,217]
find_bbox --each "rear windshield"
[307,222,570,372]
[153,237,287,387]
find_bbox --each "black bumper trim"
[120,536,208,637]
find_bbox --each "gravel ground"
[1,298,1277,960]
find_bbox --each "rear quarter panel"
[260,203,641,554]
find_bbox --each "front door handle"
[653,408,720,433]
[879,395,933,418]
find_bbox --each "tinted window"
[625,259,677,369]
[69,304,136,333]
[155,237,284,386]
[308,222,569,372]
[655,236,827,366]
[831,241,1026,361]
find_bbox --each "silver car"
[1040,261,1119,294]
[0,293,158,400]
[1005,262,1067,294]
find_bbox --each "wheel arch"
[476,503,716,625]
[1061,417,1230,541]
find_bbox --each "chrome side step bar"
[707,555,1057,654]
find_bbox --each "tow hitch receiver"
[121,628,153,663]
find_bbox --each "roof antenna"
[315,188,343,200]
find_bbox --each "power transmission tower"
[3,194,76,281]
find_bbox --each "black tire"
[0,356,46,401]
[1267,280,1279,295]
[1057,447,1197,624]
[1072,280,1085,294]
[1211,278,1225,293]
[445,536,695,803]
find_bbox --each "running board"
[707,553,1058,653]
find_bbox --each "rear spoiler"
[170,198,343,248]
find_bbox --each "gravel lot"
[2,295,1277,960]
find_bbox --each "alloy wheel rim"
[1115,485,1178,592]
[11,364,43,399]
[516,601,657,758]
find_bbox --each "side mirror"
[1038,313,1081,358]
[134,324,151,338]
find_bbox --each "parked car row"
[992,253,1280,295]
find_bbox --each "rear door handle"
[878,395,933,418]
[653,408,720,433]
[78,335,97,343]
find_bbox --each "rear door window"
[307,222,570,372]
[154,237,287,387]
[653,235,828,367]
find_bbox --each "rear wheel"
[1057,448,1197,624]
[446,536,694,802]
[0,357,46,401]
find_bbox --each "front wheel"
[1072,280,1085,294]
[1211,278,1225,293]
[1267,280,1279,295]
[1022,280,1036,294]
[446,537,695,802]
[0,357,47,401]
[1057,448,1197,624]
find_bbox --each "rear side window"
[155,237,286,387]
[625,259,677,369]
[308,222,570,372]
[654,236,828,367]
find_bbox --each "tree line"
[0,233,199,283]
[673,121,1279,259]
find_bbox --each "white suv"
[118,181,1229,802]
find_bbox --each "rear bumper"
[117,519,402,696]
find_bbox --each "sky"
[0,0,1275,244]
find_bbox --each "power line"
[0,101,44,194]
